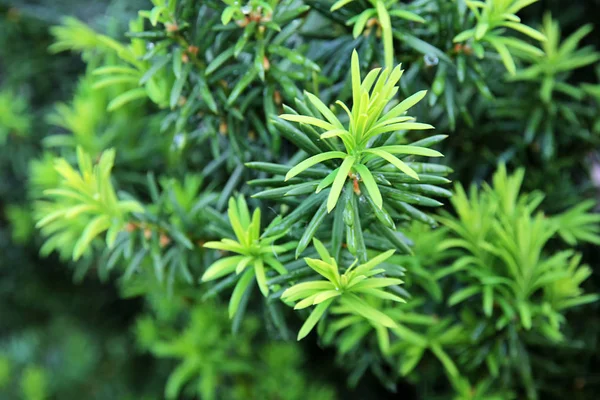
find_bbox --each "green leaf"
[197,75,218,113]
[376,145,443,158]
[483,286,493,317]
[229,268,255,318]
[381,90,427,121]
[201,255,246,281]
[107,88,147,111]
[351,50,361,114]
[316,168,339,193]
[341,295,397,328]
[363,188,395,228]
[358,288,405,303]
[150,5,165,26]
[475,22,489,40]
[285,152,347,181]
[254,258,269,296]
[502,22,547,41]
[320,129,349,139]
[376,0,394,70]
[448,286,480,306]
[400,347,425,376]
[331,0,354,12]
[351,277,403,290]
[203,240,245,253]
[518,302,532,330]
[389,9,425,23]
[558,294,600,310]
[313,238,333,265]
[453,29,475,43]
[227,68,258,105]
[165,358,200,400]
[227,197,247,245]
[246,162,329,178]
[206,47,235,75]
[73,215,111,260]
[173,47,182,79]
[313,290,342,305]
[349,190,367,262]
[92,75,139,89]
[400,33,453,65]
[139,56,170,84]
[170,64,190,109]
[488,38,516,75]
[430,344,459,378]
[305,258,338,283]
[282,281,334,301]
[365,149,419,180]
[352,249,395,276]
[305,92,343,129]
[235,256,253,275]
[296,201,328,258]
[297,298,334,340]
[352,9,376,38]
[93,65,139,76]
[353,164,382,209]
[327,156,355,212]
[221,7,235,25]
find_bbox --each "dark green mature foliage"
[1,0,600,399]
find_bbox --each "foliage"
[280,50,444,213]
[330,0,424,70]
[282,239,403,339]
[436,165,599,397]
[35,147,144,261]
[135,298,337,400]
[201,195,296,318]
[454,0,547,74]
[0,88,30,144]
[1,0,599,399]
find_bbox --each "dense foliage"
[1,0,599,399]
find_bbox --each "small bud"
[273,90,282,105]
[236,18,249,28]
[181,53,189,63]
[159,233,171,248]
[262,56,270,71]
[219,120,228,135]
[353,178,361,195]
[248,130,257,141]
[143,228,152,239]
[187,45,199,55]
[177,96,187,106]
[165,22,179,32]
[263,12,273,22]
[366,18,378,29]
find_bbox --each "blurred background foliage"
[1,0,599,399]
